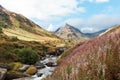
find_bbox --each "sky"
[0,0,120,33]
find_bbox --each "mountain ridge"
[55,23,89,41]
[46,24,120,80]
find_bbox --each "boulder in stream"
[0,68,7,80]
[37,73,43,77]
[46,62,57,67]
[19,65,30,72]
[25,66,37,75]
[34,62,45,69]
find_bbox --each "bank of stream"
[13,47,66,80]
[29,55,57,80]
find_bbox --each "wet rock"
[34,62,45,69]
[19,65,30,72]
[0,68,7,80]
[46,62,57,67]
[6,73,29,80]
[13,78,26,80]
[25,66,37,75]
[0,64,11,70]
[37,73,43,77]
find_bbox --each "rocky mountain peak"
[64,23,72,28]
[55,24,89,41]
[0,5,4,10]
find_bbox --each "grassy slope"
[0,6,62,42]
[0,33,63,63]
[0,5,67,63]
[46,26,120,80]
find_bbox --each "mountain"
[46,25,120,80]
[84,25,119,38]
[0,5,60,42]
[0,5,66,65]
[84,28,107,38]
[0,5,67,80]
[99,25,120,36]
[55,23,89,41]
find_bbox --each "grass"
[2,28,62,43]
[46,26,120,80]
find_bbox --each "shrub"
[11,37,18,41]
[17,48,39,64]
[0,27,3,33]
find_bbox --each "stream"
[13,47,66,80]
[17,55,58,80]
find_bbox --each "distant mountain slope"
[84,28,107,38]
[0,5,60,42]
[55,23,89,41]
[47,25,120,80]
[99,25,120,36]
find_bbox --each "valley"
[0,4,120,80]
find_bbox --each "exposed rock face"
[0,68,7,80]
[55,23,89,41]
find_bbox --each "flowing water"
[20,55,57,80]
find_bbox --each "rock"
[37,73,43,77]
[25,66,37,75]
[0,68,7,80]
[34,62,45,69]
[13,78,27,80]
[19,65,30,72]
[6,73,29,80]
[0,64,11,70]
[46,62,57,67]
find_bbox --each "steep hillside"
[46,25,120,80]
[55,23,89,41]
[0,32,59,63]
[0,5,60,42]
[0,5,67,79]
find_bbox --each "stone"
[13,78,27,80]
[0,64,11,70]
[37,73,43,77]
[6,73,29,80]
[34,62,45,69]
[0,68,7,80]
[46,62,57,67]
[19,65,30,72]
[25,66,37,75]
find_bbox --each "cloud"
[95,0,109,3]
[81,27,96,33]
[64,14,120,33]
[81,0,109,3]
[65,18,83,26]
[0,0,85,21]
[47,24,55,31]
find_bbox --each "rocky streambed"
[14,55,58,80]
[0,47,66,80]
[32,55,57,80]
